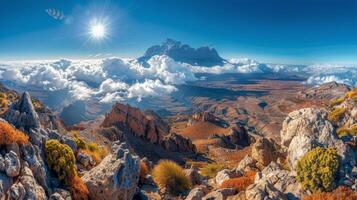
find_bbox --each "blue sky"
[0,0,357,64]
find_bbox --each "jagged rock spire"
[4,92,40,131]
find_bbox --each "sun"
[90,23,106,39]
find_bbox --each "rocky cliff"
[102,103,196,154]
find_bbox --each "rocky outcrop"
[4,92,41,131]
[281,108,356,177]
[102,103,196,153]
[297,81,350,100]
[188,112,228,128]
[20,165,47,200]
[215,169,242,186]
[251,138,280,167]
[245,180,287,200]
[82,142,140,200]
[203,188,237,200]
[185,185,210,200]
[185,166,203,185]
[236,155,257,172]
[4,151,20,177]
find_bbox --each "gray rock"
[0,172,13,199]
[10,182,26,200]
[77,152,94,168]
[49,193,65,200]
[236,155,257,172]
[20,165,47,200]
[216,169,242,185]
[4,92,40,132]
[185,185,210,200]
[5,151,21,177]
[0,154,5,172]
[82,141,140,200]
[61,135,78,153]
[246,180,287,200]
[203,188,237,200]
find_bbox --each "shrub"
[328,107,346,122]
[244,170,256,180]
[73,136,87,150]
[220,176,253,191]
[297,147,340,192]
[68,176,89,200]
[345,90,357,99]
[45,139,77,182]
[329,97,345,107]
[200,163,225,178]
[152,160,191,195]
[302,186,357,200]
[140,160,150,183]
[73,135,108,164]
[0,120,29,145]
[336,124,357,138]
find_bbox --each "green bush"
[73,136,87,150]
[45,139,77,182]
[152,160,191,195]
[297,147,340,192]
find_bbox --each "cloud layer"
[1,56,356,110]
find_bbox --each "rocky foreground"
[0,84,356,200]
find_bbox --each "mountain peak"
[138,39,224,67]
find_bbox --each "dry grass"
[152,160,191,195]
[199,163,225,178]
[194,138,222,153]
[0,120,29,145]
[302,186,357,200]
[179,122,231,141]
[328,107,346,122]
[208,146,251,168]
[140,160,150,183]
[220,176,253,191]
[69,176,89,200]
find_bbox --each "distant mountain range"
[138,39,225,67]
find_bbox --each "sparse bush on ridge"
[329,97,345,107]
[0,120,29,145]
[302,186,357,200]
[328,107,346,122]
[199,163,225,178]
[152,160,191,195]
[297,147,340,192]
[45,139,77,181]
[45,139,89,200]
[73,134,108,164]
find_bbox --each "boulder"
[0,172,13,199]
[215,169,242,185]
[77,152,95,168]
[203,188,237,200]
[61,135,78,153]
[20,165,47,200]
[185,185,210,200]
[236,155,257,172]
[49,193,65,200]
[10,182,26,200]
[254,162,306,200]
[185,166,203,185]
[4,92,40,132]
[5,151,20,177]
[82,142,140,200]
[281,108,356,171]
[245,180,287,200]
[251,137,279,167]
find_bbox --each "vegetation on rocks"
[329,97,345,107]
[296,147,340,192]
[0,120,29,145]
[337,124,357,138]
[220,171,256,192]
[152,160,191,195]
[302,186,357,200]
[45,139,77,181]
[328,107,346,122]
[73,134,108,164]
[199,163,225,178]
[45,139,89,200]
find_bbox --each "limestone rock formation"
[280,108,356,171]
[82,142,140,200]
[101,103,196,153]
[251,137,280,167]
[245,180,287,200]
[4,92,41,131]
[4,151,20,177]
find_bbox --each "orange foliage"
[140,160,149,183]
[302,186,357,200]
[244,171,256,180]
[0,120,28,145]
[68,176,89,200]
[78,149,101,165]
[220,176,254,192]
